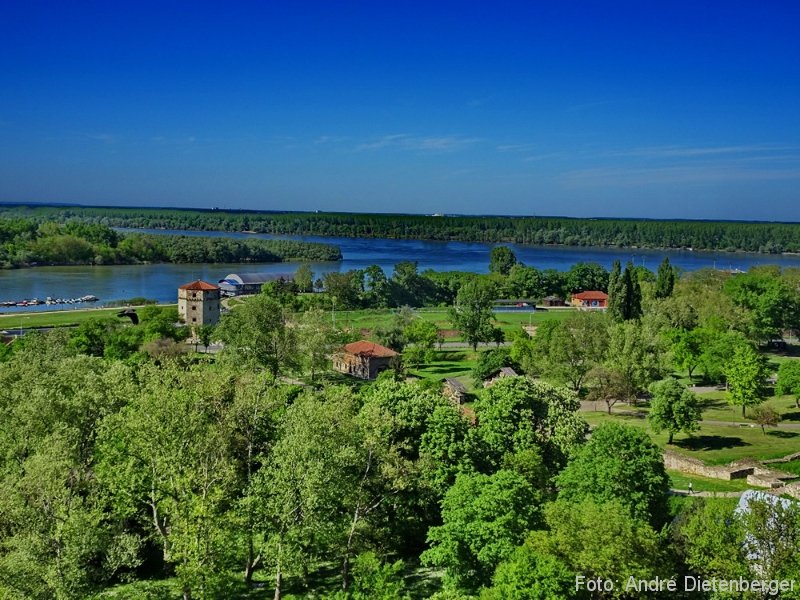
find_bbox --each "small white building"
[178,280,221,327]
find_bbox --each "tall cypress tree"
[607,260,625,322]
[623,261,642,320]
[655,257,675,299]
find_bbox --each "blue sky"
[1,1,799,220]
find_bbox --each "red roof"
[179,280,220,291]
[343,340,398,358]
[572,291,608,301]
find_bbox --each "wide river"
[3,227,800,313]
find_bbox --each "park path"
[438,341,511,349]
[579,401,800,430]
[670,489,745,498]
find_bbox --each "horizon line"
[1,200,798,227]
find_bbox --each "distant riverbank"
[3,204,800,253]
[4,229,800,314]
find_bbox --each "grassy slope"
[407,348,480,391]
[0,304,178,329]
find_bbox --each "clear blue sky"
[1,1,799,220]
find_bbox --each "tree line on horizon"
[2,203,800,253]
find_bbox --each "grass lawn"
[622,391,800,425]
[331,309,454,338]
[667,470,755,493]
[0,304,178,329]
[583,411,800,465]
[779,460,800,476]
[407,348,480,391]
[329,306,576,341]
[695,391,800,423]
[491,308,576,330]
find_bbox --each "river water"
[2,227,800,313]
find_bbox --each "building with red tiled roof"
[334,340,398,379]
[179,280,220,291]
[178,280,221,327]
[570,290,608,310]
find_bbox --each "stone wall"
[664,450,798,489]
[663,450,750,480]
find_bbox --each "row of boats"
[0,295,99,307]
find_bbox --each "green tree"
[390,261,434,307]
[724,272,800,343]
[362,265,391,308]
[69,318,120,356]
[527,311,608,392]
[529,499,667,598]
[776,359,800,408]
[647,379,701,443]
[678,495,800,592]
[737,494,800,585]
[622,261,643,320]
[216,293,298,377]
[668,328,703,382]
[422,470,542,591]
[604,320,669,403]
[504,264,543,299]
[342,384,432,590]
[374,306,415,352]
[296,308,343,381]
[654,256,676,299]
[489,246,517,276]
[698,329,750,384]
[725,344,769,417]
[95,365,237,600]
[252,388,360,598]
[606,260,624,322]
[750,405,781,434]
[586,366,636,414]
[338,551,410,600]
[481,540,578,600]
[0,348,138,599]
[419,404,473,496]
[196,323,215,351]
[293,263,314,293]
[472,378,587,473]
[471,347,516,387]
[323,270,364,309]
[556,423,670,526]
[224,376,287,585]
[676,498,748,582]
[563,262,609,295]
[403,318,440,366]
[449,279,498,351]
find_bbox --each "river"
[2,227,800,313]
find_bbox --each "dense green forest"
[2,203,800,252]
[1,249,799,599]
[0,217,342,268]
